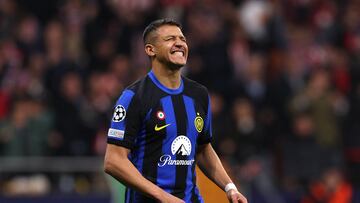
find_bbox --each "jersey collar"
[148,70,184,95]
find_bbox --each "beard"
[157,54,186,70]
[166,62,184,71]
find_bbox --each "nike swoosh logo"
[154,124,171,131]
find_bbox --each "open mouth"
[170,50,185,57]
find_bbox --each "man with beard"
[104,19,247,203]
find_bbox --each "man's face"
[152,25,188,69]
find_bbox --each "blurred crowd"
[1,0,360,202]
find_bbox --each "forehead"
[156,25,184,37]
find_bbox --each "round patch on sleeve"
[112,105,126,122]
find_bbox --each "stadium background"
[0,0,360,202]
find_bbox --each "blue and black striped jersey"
[107,70,212,203]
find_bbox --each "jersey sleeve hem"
[107,138,134,150]
[197,137,212,145]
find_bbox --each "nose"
[174,38,186,48]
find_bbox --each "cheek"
[158,45,171,55]
[155,49,167,59]
[185,46,189,56]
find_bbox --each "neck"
[152,63,182,89]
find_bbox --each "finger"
[238,195,247,203]
[231,195,238,203]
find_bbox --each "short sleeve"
[197,94,212,145]
[107,89,141,149]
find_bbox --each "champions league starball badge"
[112,105,126,122]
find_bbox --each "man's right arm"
[104,144,184,203]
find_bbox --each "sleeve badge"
[112,105,126,122]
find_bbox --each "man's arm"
[196,143,247,203]
[104,144,184,203]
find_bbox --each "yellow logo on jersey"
[194,113,204,133]
[155,124,171,131]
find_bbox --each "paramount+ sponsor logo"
[158,135,194,167]
[158,155,195,167]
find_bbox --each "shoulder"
[122,74,156,100]
[116,74,159,115]
[114,75,150,106]
[182,76,209,96]
[182,76,210,107]
[126,75,148,94]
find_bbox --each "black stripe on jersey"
[140,104,166,203]
[130,189,135,203]
[191,100,200,203]
[171,95,188,199]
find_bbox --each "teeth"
[173,51,184,56]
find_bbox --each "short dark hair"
[142,18,182,45]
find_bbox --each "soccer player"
[104,19,247,203]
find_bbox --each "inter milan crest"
[113,105,126,122]
[194,113,204,133]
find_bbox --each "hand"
[158,192,185,203]
[226,189,247,203]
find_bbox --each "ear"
[145,44,156,57]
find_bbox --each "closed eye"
[163,36,186,42]
[164,36,175,41]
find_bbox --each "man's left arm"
[196,143,247,203]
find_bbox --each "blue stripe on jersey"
[148,71,184,95]
[183,95,198,202]
[132,109,152,173]
[131,128,145,169]
[110,90,135,140]
[195,187,204,203]
[204,95,212,137]
[125,187,131,203]
[158,96,177,193]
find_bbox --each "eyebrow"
[162,35,186,40]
